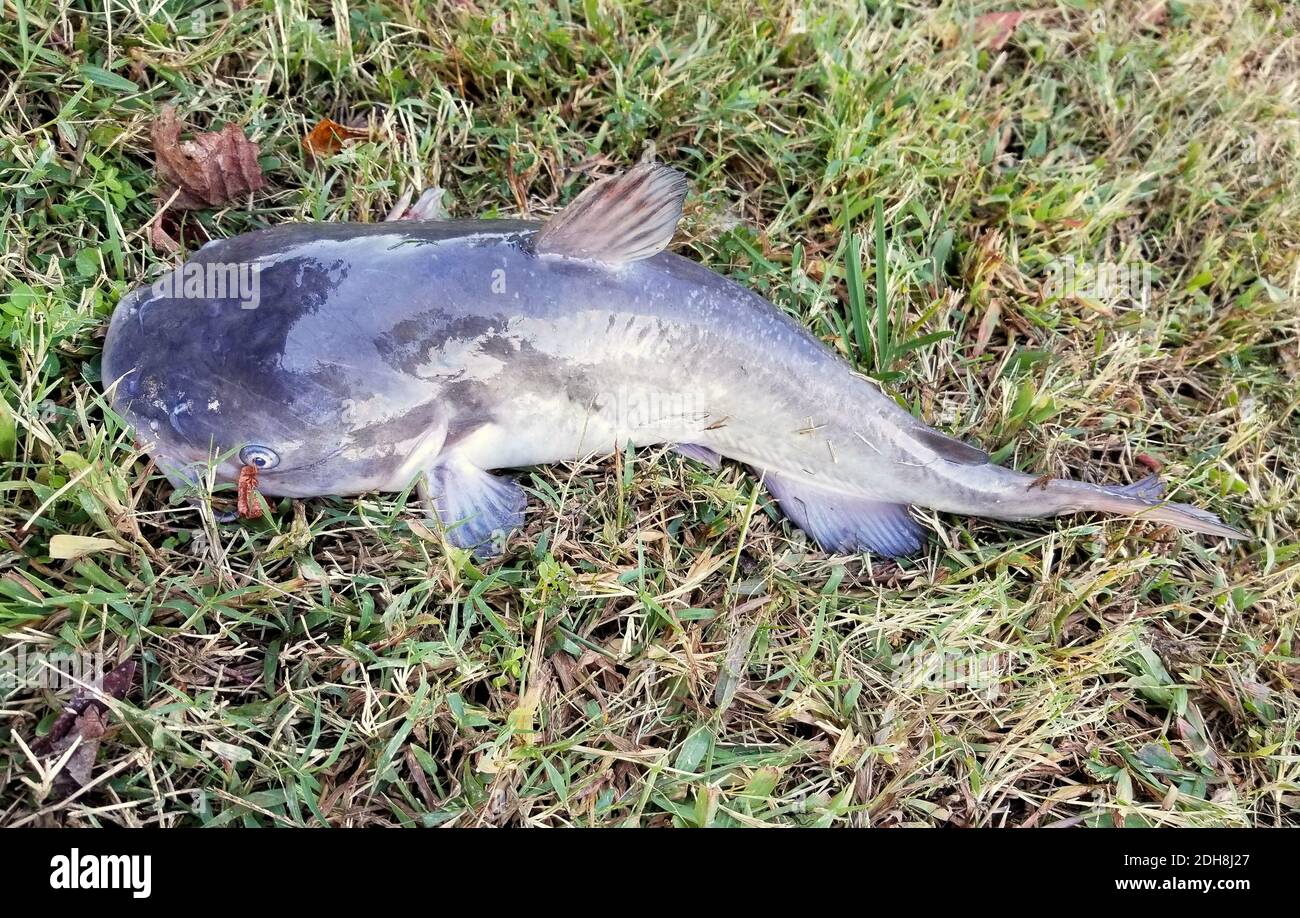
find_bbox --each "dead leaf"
[102,659,135,698]
[1141,1,1168,28]
[31,659,136,798]
[47,707,108,795]
[405,747,438,809]
[4,571,44,601]
[1136,453,1164,474]
[151,105,264,210]
[147,218,180,253]
[32,659,136,757]
[507,665,551,744]
[973,297,1001,356]
[145,204,181,254]
[203,739,253,765]
[975,11,1027,50]
[49,534,121,561]
[303,117,371,159]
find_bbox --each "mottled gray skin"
[103,219,1235,552]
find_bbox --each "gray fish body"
[103,166,1245,554]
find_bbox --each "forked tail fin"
[1057,475,1248,541]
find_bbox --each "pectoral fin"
[764,472,926,556]
[420,455,526,557]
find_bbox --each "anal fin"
[420,456,526,557]
[764,472,926,557]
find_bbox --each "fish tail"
[1054,475,1248,540]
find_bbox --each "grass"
[0,0,1297,827]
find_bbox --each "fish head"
[102,255,397,498]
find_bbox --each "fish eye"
[238,444,280,470]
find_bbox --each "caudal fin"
[1062,475,1248,541]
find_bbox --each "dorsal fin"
[534,162,688,264]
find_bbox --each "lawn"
[0,0,1296,827]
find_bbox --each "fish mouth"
[274,445,345,477]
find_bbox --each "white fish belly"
[458,384,719,470]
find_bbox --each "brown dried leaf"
[975,11,1027,50]
[146,205,181,254]
[31,659,136,757]
[974,297,1001,356]
[1136,453,1164,474]
[49,707,107,795]
[31,659,136,798]
[303,117,371,159]
[1141,1,1168,28]
[4,570,44,601]
[151,105,264,211]
[102,658,136,699]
